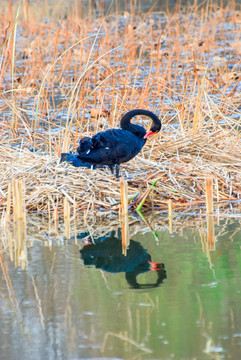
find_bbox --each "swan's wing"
[90,129,123,149]
[77,129,143,165]
[108,143,132,159]
[77,137,92,154]
[92,130,143,160]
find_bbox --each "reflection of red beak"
[144,130,157,139]
[84,238,91,245]
[148,261,163,271]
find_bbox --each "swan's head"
[144,115,162,139]
[144,122,162,139]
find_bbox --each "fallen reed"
[1,127,241,218]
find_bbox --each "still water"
[0,216,241,359]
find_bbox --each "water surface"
[1,216,241,359]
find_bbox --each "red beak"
[144,130,157,139]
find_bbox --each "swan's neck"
[120,109,161,134]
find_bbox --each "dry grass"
[0,0,241,221]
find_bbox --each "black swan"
[61,109,161,177]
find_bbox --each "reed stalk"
[206,176,214,215]
[120,177,129,255]
[207,215,215,251]
[64,197,70,239]
[10,1,20,130]
[168,199,173,234]
[9,179,27,268]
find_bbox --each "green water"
[0,217,241,359]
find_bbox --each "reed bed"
[0,0,241,220]
[1,127,241,216]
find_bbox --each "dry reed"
[168,199,173,234]
[1,179,27,268]
[0,0,240,221]
[120,177,129,254]
[206,176,214,214]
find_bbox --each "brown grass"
[0,0,241,222]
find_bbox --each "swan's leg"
[108,165,114,175]
[115,165,120,178]
[108,165,120,178]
